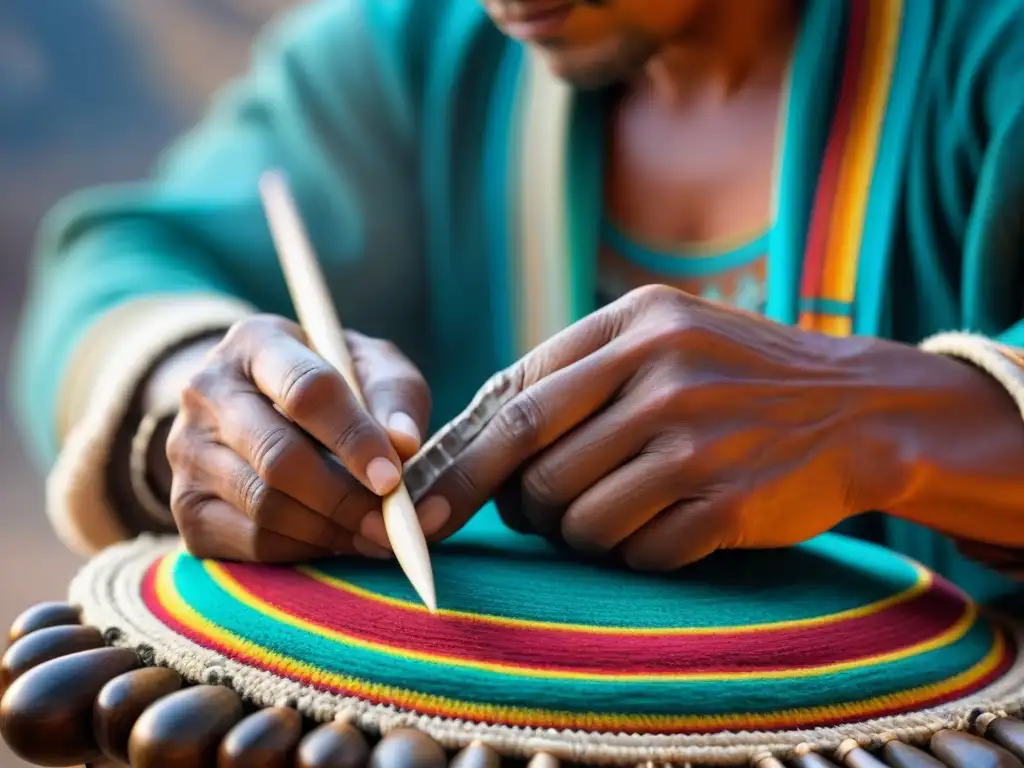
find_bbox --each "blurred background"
[0,1,297,764]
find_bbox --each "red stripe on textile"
[216,561,968,675]
[138,561,1016,733]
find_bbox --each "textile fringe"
[69,536,1024,766]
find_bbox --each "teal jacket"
[10,0,1024,603]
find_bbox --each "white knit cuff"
[919,331,1024,420]
[47,294,254,557]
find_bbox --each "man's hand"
[422,285,935,570]
[165,314,448,562]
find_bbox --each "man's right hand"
[163,314,448,562]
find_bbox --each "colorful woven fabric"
[78,508,1016,740]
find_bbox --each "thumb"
[349,332,432,460]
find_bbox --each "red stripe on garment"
[799,0,869,303]
[215,561,968,675]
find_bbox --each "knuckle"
[170,482,204,518]
[647,311,697,350]
[179,366,221,412]
[279,360,341,420]
[331,415,377,458]
[643,376,688,417]
[495,392,545,450]
[521,462,562,506]
[628,283,678,308]
[249,425,296,487]
[235,469,270,524]
[226,314,288,346]
[444,462,481,504]
[170,488,206,545]
[164,418,190,466]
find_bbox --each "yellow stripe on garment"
[150,553,1010,732]
[193,558,977,683]
[817,0,903,337]
[297,560,936,636]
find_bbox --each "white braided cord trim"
[919,331,1024,421]
[69,536,1024,766]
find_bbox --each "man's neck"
[629,0,801,109]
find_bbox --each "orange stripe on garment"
[816,0,903,336]
[799,0,903,335]
[144,554,1014,733]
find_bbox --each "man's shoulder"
[262,0,511,106]
[268,0,499,65]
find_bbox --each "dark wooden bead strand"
[0,647,139,766]
[1,625,104,693]
[929,729,1024,768]
[218,706,303,768]
[7,603,81,646]
[790,752,842,767]
[986,718,1024,762]
[835,741,888,768]
[94,666,184,764]
[297,720,372,768]
[368,728,447,768]
[128,684,245,768]
[881,740,947,767]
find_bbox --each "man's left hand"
[420,285,921,570]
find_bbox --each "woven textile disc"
[72,508,1024,765]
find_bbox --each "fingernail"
[353,535,393,560]
[359,511,392,550]
[417,496,451,536]
[387,412,421,446]
[366,457,401,496]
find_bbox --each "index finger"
[245,327,403,497]
[425,333,638,539]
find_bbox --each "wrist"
[839,337,1024,541]
[109,335,221,534]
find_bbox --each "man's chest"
[597,86,783,311]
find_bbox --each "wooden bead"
[0,647,138,766]
[369,728,446,768]
[128,685,245,768]
[930,729,1024,767]
[94,666,184,763]
[297,721,371,768]
[450,741,501,768]
[881,740,946,768]
[218,707,303,768]
[8,602,81,646]
[839,746,888,768]
[790,754,841,767]
[1,625,104,692]
[987,718,1024,761]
